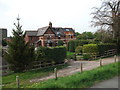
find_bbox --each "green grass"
[27,62,119,88]
[2,64,68,88]
[67,52,75,56]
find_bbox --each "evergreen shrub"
[67,40,93,52]
[36,46,67,64]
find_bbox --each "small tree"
[5,17,34,72]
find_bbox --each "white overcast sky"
[0,0,102,36]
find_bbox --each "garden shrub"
[36,46,67,64]
[83,44,98,54]
[82,53,91,60]
[75,46,83,54]
[82,44,98,59]
[67,40,94,52]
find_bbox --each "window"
[47,36,51,40]
[66,29,69,31]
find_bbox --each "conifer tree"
[5,16,34,72]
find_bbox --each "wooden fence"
[1,60,65,76]
[0,65,9,76]
[100,49,117,58]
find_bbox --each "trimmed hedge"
[67,40,75,52]
[67,40,94,52]
[82,44,98,59]
[35,46,67,64]
[82,43,117,59]
[83,44,98,54]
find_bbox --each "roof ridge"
[38,26,49,29]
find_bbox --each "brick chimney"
[49,21,52,28]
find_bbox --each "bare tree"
[91,0,120,39]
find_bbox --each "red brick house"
[25,22,76,47]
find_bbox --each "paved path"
[30,56,119,83]
[91,76,119,88]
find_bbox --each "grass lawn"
[67,51,75,56]
[2,64,68,88]
[27,62,119,88]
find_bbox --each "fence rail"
[1,61,65,76]
[0,65,9,76]
[100,49,117,58]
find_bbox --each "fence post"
[80,63,83,72]
[54,68,57,80]
[114,55,117,62]
[16,76,20,88]
[100,58,102,67]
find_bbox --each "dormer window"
[57,32,61,35]
[66,29,69,31]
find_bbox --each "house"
[25,22,76,47]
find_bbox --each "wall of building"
[25,35,39,44]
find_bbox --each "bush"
[36,46,67,64]
[82,44,98,59]
[75,46,82,54]
[83,44,98,54]
[67,40,94,52]
[82,53,91,60]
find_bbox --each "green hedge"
[67,40,94,52]
[36,46,67,64]
[82,43,117,59]
[82,44,98,59]
[98,43,117,56]
[83,44,98,54]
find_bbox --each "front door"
[49,42,52,47]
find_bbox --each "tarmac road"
[91,76,119,88]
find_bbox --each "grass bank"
[27,62,119,88]
[2,64,68,88]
